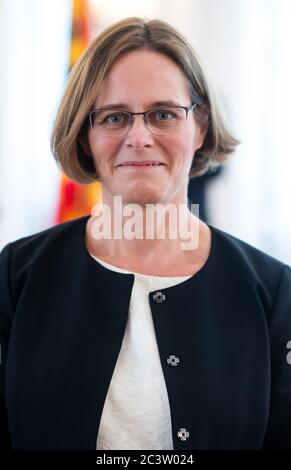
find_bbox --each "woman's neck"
[85,207,211,276]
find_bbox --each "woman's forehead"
[94,49,191,108]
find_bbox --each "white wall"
[160,0,291,264]
[0,0,72,247]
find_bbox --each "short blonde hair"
[50,17,240,183]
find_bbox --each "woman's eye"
[105,113,124,124]
[155,110,175,121]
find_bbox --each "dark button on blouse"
[152,291,166,303]
[167,355,180,367]
[177,428,190,441]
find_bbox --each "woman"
[0,17,291,451]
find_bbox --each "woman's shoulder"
[209,223,290,290]
[0,215,89,269]
[210,223,286,264]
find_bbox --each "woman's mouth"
[117,161,165,169]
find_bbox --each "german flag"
[55,0,102,223]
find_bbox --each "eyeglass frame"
[88,103,200,136]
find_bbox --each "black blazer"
[0,215,291,450]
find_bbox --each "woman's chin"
[123,193,162,206]
[118,182,164,206]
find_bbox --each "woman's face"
[87,49,207,206]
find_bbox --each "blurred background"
[0,0,290,264]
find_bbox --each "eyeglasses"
[88,104,198,137]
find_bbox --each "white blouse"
[90,254,193,450]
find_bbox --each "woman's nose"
[124,115,154,148]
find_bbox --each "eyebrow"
[95,100,183,110]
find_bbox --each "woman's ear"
[78,133,92,157]
[193,104,209,150]
[194,122,208,151]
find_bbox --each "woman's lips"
[117,161,165,169]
